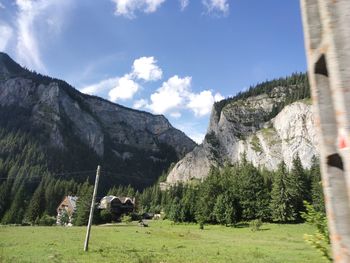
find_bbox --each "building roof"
[98,195,134,209]
[67,196,78,209]
[57,195,78,214]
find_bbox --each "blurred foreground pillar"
[300,0,350,262]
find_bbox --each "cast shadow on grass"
[233,223,249,228]
[233,222,270,231]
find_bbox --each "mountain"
[0,52,196,189]
[166,73,317,184]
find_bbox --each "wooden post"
[84,165,101,252]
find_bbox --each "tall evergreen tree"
[168,196,184,223]
[213,190,241,226]
[289,154,308,218]
[2,183,26,224]
[310,156,325,213]
[238,160,270,220]
[195,167,222,223]
[74,181,93,226]
[0,180,12,220]
[270,162,296,222]
[26,180,45,223]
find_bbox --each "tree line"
[0,151,324,227]
[214,72,310,119]
[135,154,324,227]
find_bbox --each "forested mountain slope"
[0,52,196,223]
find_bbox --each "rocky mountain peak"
[0,52,196,188]
[166,73,317,184]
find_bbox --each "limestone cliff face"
[0,54,195,159]
[0,52,196,187]
[166,85,317,184]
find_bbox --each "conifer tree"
[238,160,270,220]
[289,154,308,218]
[2,183,26,224]
[214,194,226,225]
[0,181,12,220]
[74,181,93,226]
[26,180,45,223]
[310,156,325,213]
[270,162,296,222]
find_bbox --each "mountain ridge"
[166,73,317,184]
[0,52,196,189]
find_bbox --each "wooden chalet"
[98,195,135,216]
[56,196,78,225]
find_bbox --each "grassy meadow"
[0,220,327,263]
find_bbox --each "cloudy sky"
[0,0,306,143]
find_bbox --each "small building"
[56,196,78,225]
[98,195,135,217]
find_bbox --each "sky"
[0,0,307,143]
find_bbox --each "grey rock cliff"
[166,88,317,184]
[0,52,196,186]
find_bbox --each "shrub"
[60,211,69,225]
[100,209,112,223]
[38,214,56,226]
[301,201,331,262]
[121,214,132,224]
[250,219,263,232]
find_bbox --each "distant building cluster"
[56,195,135,225]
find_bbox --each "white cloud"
[0,2,5,9]
[214,93,224,102]
[0,24,13,51]
[112,0,165,18]
[81,57,224,118]
[189,132,205,144]
[80,56,162,101]
[174,122,205,143]
[109,74,140,102]
[202,0,229,15]
[141,75,224,118]
[179,0,189,10]
[170,112,181,118]
[133,98,148,109]
[80,77,119,95]
[14,0,73,73]
[132,56,162,82]
[147,75,191,114]
[187,90,223,117]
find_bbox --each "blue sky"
[0,0,307,143]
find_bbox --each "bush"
[301,201,331,262]
[60,211,69,225]
[250,219,263,232]
[38,214,56,226]
[121,214,132,224]
[100,209,112,223]
[131,213,142,221]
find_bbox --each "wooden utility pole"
[84,165,101,252]
[300,0,350,261]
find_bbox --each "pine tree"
[270,162,296,222]
[238,161,270,220]
[181,186,197,222]
[214,194,226,225]
[26,180,45,223]
[1,183,26,224]
[0,181,12,220]
[310,157,325,213]
[195,167,222,223]
[168,196,184,223]
[74,181,93,226]
[289,154,308,219]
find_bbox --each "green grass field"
[0,221,327,263]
